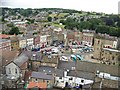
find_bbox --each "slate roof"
[24,50,59,64]
[22,51,42,61]
[0,39,11,44]
[41,55,59,64]
[13,54,28,67]
[58,61,75,70]
[38,66,64,77]
[95,34,118,41]
[76,61,119,77]
[38,66,55,75]
[67,70,95,80]
[31,71,53,80]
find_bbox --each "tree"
[47,16,52,22]
[1,17,5,22]
[7,23,14,27]
[9,27,20,35]
[2,31,8,34]
[48,11,52,14]
[18,15,21,19]
[59,20,65,25]
[96,25,109,34]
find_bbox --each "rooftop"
[0,34,13,39]
[27,82,47,88]
[0,39,11,44]
[67,70,95,80]
[13,54,28,68]
[41,55,59,64]
[31,71,53,80]
[76,61,119,77]
[103,48,120,53]
[58,61,75,70]
[95,34,118,41]
[0,50,19,67]
[82,29,95,33]
[38,66,64,77]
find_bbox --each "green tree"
[59,20,65,25]
[2,31,8,34]
[47,16,52,22]
[1,17,5,22]
[9,27,20,35]
[18,15,21,19]
[96,25,109,34]
[7,23,14,27]
[48,11,52,14]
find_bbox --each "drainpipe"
[100,74,104,90]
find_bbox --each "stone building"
[10,36,19,50]
[82,30,95,46]
[101,48,120,65]
[93,34,120,65]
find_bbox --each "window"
[98,40,100,44]
[81,80,84,83]
[69,78,73,80]
[9,68,11,74]
[15,68,17,74]
[112,56,115,60]
[59,77,62,79]
[109,52,112,54]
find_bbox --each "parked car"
[60,56,68,61]
[51,48,59,54]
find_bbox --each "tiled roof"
[27,82,47,88]
[0,34,15,39]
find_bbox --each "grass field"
[52,23,65,28]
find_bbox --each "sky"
[0,0,120,14]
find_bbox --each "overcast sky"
[1,0,120,14]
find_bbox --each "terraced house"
[93,34,120,65]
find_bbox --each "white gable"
[6,62,20,79]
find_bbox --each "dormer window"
[81,80,84,83]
